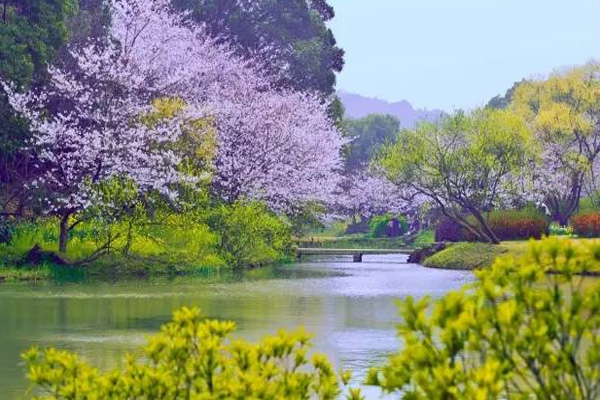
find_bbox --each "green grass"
[423,242,508,270]
[422,238,600,270]
[0,263,52,283]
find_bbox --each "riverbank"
[421,239,597,270]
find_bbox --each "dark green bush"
[369,215,408,238]
[0,217,15,244]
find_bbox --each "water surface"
[0,254,473,399]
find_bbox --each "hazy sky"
[327,0,600,111]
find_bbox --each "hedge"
[572,212,600,238]
[435,209,549,242]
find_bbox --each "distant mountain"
[338,91,444,129]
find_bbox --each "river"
[0,254,474,399]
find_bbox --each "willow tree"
[377,109,532,244]
[511,61,600,226]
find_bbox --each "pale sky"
[327,0,600,111]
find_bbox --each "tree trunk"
[123,221,133,256]
[59,213,70,254]
[469,209,500,245]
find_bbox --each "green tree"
[170,0,344,95]
[343,114,400,171]
[369,238,600,399]
[377,109,532,244]
[0,0,77,215]
[486,80,527,110]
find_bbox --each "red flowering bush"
[572,212,600,237]
[436,209,549,242]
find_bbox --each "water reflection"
[0,254,473,399]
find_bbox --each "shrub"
[436,209,549,242]
[212,202,292,268]
[434,217,464,242]
[369,215,409,238]
[549,223,574,237]
[413,229,435,248]
[369,238,600,399]
[481,208,549,241]
[0,216,15,244]
[22,307,362,399]
[572,212,600,238]
[369,215,390,238]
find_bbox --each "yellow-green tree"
[377,109,532,244]
[511,61,600,225]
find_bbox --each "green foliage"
[22,306,363,399]
[368,215,408,238]
[423,242,505,270]
[287,202,327,238]
[342,114,400,170]
[369,215,390,238]
[486,79,527,110]
[0,262,51,283]
[371,238,600,399]
[0,203,294,276]
[170,0,344,95]
[213,202,292,268]
[549,223,574,237]
[0,0,78,214]
[412,229,435,248]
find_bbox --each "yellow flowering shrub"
[23,307,363,400]
[368,238,600,399]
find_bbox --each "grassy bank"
[422,239,598,270]
[0,264,52,283]
[423,243,507,270]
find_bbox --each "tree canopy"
[511,61,600,225]
[170,0,344,95]
[343,114,400,171]
[377,109,532,244]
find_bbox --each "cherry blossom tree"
[2,42,193,254]
[334,172,407,222]
[105,0,346,212]
[3,0,346,254]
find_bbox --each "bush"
[480,208,549,241]
[436,209,549,242]
[369,238,600,398]
[22,307,362,399]
[572,212,600,237]
[434,217,464,242]
[369,215,409,238]
[212,202,292,268]
[0,216,15,244]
